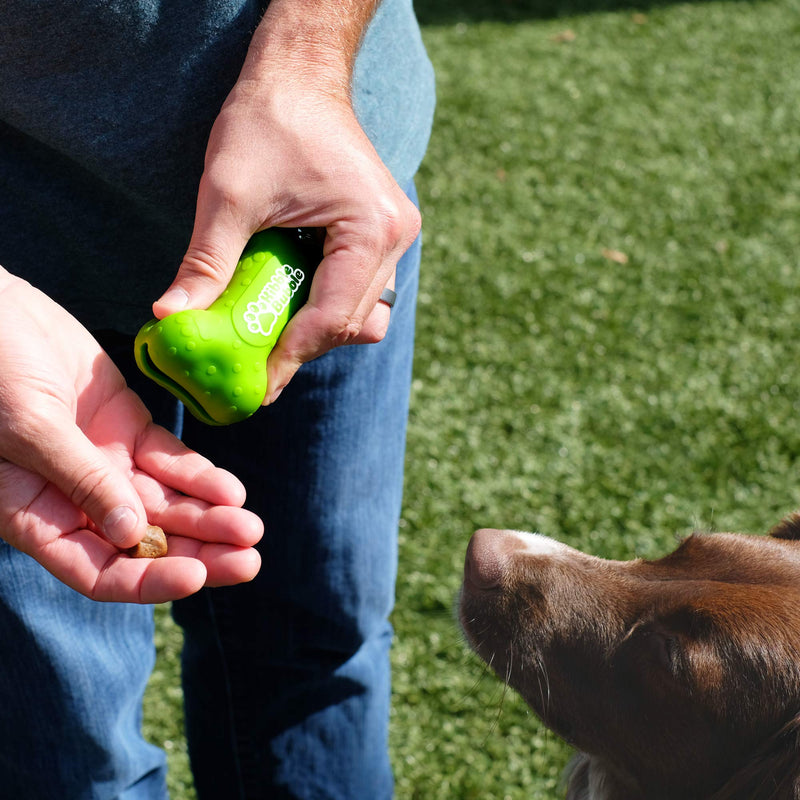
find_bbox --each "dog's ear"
[768,512,800,541]
[710,713,800,799]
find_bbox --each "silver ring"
[378,288,397,309]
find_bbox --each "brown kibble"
[601,248,629,265]
[127,525,168,558]
[550,29,576,43]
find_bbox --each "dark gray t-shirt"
[0,0,435,332]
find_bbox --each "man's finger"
[4,417,148,549]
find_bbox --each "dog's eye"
[638,630,680,673]
[618,627,684,681]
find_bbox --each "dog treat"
[127,525,168,559]
[134,228,321,426]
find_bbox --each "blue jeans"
[0,203,420,799]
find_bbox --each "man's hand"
[0,271,263,603]
[154,0,420,404]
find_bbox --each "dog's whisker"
[534,650,551,718]
[505,641,514,686]
[478,645,513,747]
[453,646,496,711]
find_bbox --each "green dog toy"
[134,227,321,425]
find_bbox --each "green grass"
[145,1,800,797]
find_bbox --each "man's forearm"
[240,0,381,97]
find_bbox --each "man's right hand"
[153,0,421,406]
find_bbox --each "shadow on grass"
[416,0,765,24]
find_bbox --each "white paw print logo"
[243,265,305,338]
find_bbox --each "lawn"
[145,0,800,797]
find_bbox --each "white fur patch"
[507,530,571,556]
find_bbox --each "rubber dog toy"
[134,228,321,425]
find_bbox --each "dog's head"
[459,516,800,799]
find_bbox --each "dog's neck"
[567,755,720,800]
[567,714,800,800]
[565,754,642,800]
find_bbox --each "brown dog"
[459,516,800,799]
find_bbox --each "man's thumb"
[153,215,249,318]
[153,175,255,319]
[23,423,148,549]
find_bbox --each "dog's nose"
[464,528,509,590]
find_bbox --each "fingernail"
[103,506,139,545]
[158,288,189,312]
